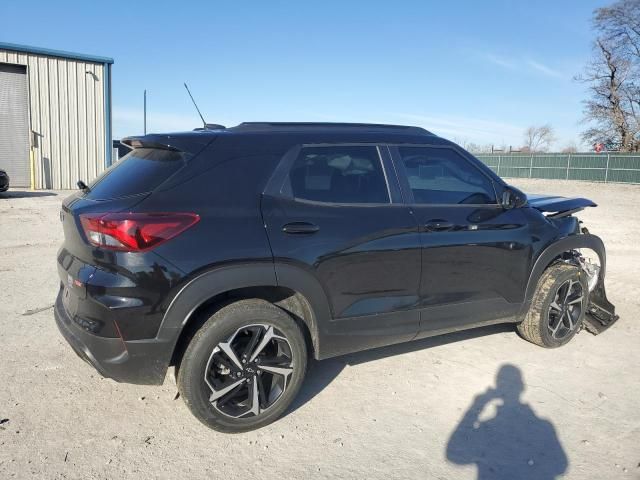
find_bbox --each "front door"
[390,145,532,338]
[262,144,422,356]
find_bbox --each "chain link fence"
[475,153,640,184]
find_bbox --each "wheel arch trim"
[156,262,331,361]
[520,233,607,315]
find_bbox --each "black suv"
[55,122,617,432]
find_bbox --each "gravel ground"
[0,179,638,480]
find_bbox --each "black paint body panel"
[54,124,616,384]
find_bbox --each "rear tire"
[518,263,588,348]
[177,299,307,432]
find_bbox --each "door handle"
[282,222,320,234]
[424,220,455,232]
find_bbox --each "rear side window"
[397,147,497,205]
[86,148,186,200]
[288,146,389,204]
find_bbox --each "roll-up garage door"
[0,63,30,188]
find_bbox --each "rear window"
[86,148,186,199]
[288,146,389,204]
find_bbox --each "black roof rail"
[230,122,432,135]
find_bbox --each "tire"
[518,263,588,348]
[177,299,308,433]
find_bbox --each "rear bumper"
[54,289,171,385]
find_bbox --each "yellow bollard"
[29,147,35,190]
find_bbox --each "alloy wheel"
[204,324,294,418]
[547,279,584,340]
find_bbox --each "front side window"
[288,146,389,204]
[397,147,497,205]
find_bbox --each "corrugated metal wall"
[476,153,640,184]
[0,49,106,189]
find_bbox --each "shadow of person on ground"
[288,323,514,414]
[446,364,568,480]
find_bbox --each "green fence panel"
[479,155,500,168]
[567,168,607,182]
[607,169,640,183]
[532,155,568,168]
[499,156,531,168]
[498,166,531,178]
[569,155,607,169]
[533,168,567,180]
[608,156,640,170]
[475,153,640,184]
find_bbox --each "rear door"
[390,145,532,337]
[262,144,422,356]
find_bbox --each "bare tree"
[561,142,578,153]
[465,142,481,153]
[595,0,640,59]
[452,137,471,150]
[466,143,494,154]
[523,125,556,152]
[577,0,640,151]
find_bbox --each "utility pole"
[143,90,147,135]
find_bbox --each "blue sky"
[2,0,607,149]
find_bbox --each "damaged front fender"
[523,234,619,335]
[527,194,597,216]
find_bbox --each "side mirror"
[501,186,527,209]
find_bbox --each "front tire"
[518,263,588,348]
[177,299,307,432]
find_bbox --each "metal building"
[0,42,113,189]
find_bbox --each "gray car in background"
[0,169,9,192]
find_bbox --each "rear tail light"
[79,212,200,252]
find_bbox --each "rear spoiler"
[121,137,180,151]
[121,132,218,155]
